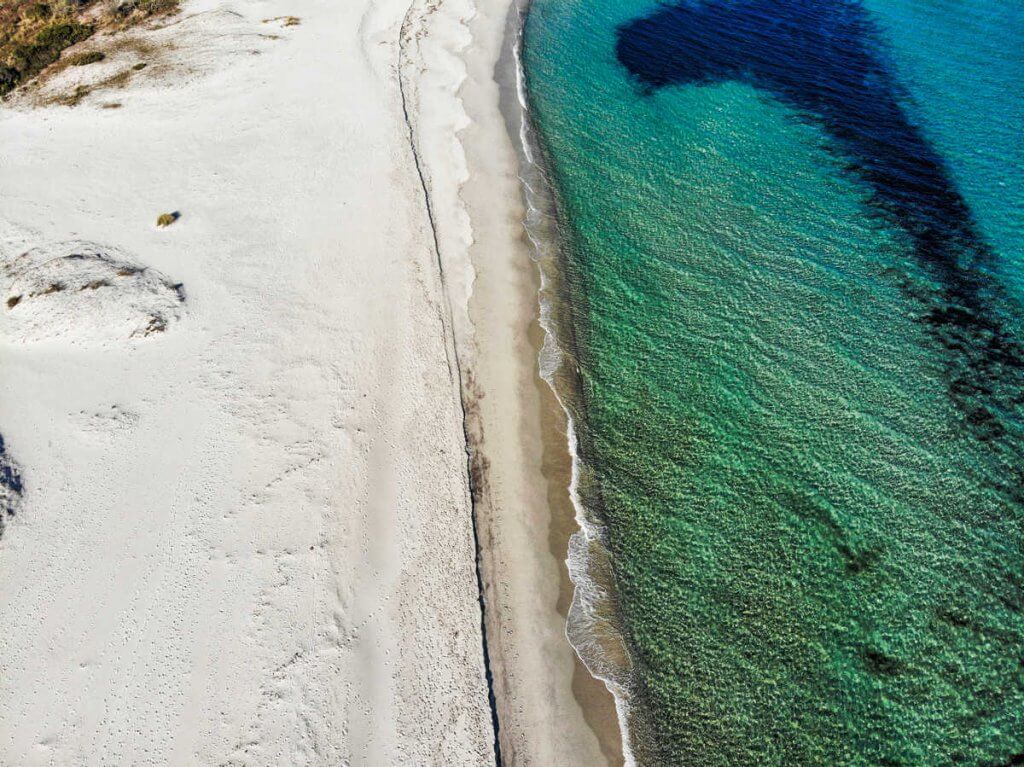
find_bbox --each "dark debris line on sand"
[397,3,503,763]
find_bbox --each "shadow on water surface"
[615,0,1024,449]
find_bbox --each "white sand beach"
[0,0,620,764]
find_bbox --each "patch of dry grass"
[0,0,178,98]
[38,33,161,106]
[55,81,90,105]
[262,15,300,27]
[68,49,104,65]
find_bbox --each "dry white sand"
[0,0,624,763]
[0,0,495,763]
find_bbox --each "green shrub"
[9,20,93,74]
[0,66,17,92]
[34,20,92,50]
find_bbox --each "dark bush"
[9,21,93,74]
[33,20,92,51]
[0,65,18,94]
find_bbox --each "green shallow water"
[522,0,1024,764]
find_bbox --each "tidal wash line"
[397,4,504,764]
[616,0,1024,447]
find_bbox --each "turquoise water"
[522,1,1024,764]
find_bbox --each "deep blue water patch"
[616,0,1024,442]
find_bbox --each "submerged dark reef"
[616,0,1024,444]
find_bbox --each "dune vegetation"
[0,0,177,97]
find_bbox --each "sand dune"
[3,240,185,344]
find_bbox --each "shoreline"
[509,3,641,763]
[407,0,629,761]
[430,0,637,762]
[491,8,630,751]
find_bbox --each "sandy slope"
[0,0,494,764]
